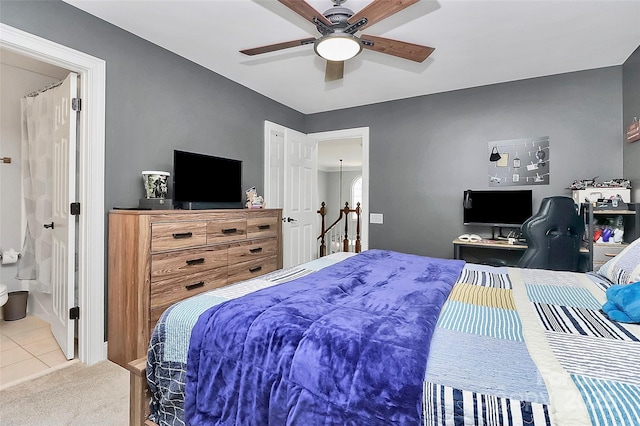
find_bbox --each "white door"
[264,123,285,213]
[264,121,317,268]
[50,72,77,360]
[284,128,317,267]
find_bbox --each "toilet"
[0,284,7,307]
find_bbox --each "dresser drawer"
[228,238,278,263]
[207,219,247,244]
[151,246,227,283]
[151,221,207,252]
[150,268,228,324]
[247,213,279,239]
[227,256,278,284]
[593,243,626,264]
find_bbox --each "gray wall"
[305,68,625,259]
[317,170,330,214]
[623,45,640,201]
[0,0,305,212]
[317,170,329,241]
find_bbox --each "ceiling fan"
[240,0,435,82]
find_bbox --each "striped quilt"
[424,264,640,426]
[146,254,640,425]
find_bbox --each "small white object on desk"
[458,234,482,242]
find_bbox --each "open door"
[264,121,317,268]
[50,72,78,360]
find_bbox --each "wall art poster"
[488,136,549,187]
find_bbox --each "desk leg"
[454,245,461,260]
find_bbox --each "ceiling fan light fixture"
[314,33,362,61]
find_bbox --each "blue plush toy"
[602,281,640,323]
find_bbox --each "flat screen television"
[173,150,243,209]
[463,189,533,227]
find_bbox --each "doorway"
[311,127,370,257]
[0,24,106,365]
[316,137,364,256]
[264,121,369,266]
[0,48,73,362]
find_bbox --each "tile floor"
[0,314,75,389]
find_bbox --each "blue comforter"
[184,250,465,425]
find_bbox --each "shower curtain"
[17,82,60,293]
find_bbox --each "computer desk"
[453,238,588,266]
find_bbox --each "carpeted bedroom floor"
[0,360,128,425]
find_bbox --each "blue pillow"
[602,281,640,323]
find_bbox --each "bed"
[132,242,640,426]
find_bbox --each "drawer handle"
[249,266,262,273]
[258,224,270,230]
[249,247,263,253]
[222,228,238,234]
[172,232,193,239]
[185,281,205,291]
[186,258,205,265]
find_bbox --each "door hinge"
[70,306,80,320]
[70,202,81,216]
[72,98,81,111]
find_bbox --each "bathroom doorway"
[1,23,106,366]
[0,48,75,364]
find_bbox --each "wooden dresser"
[107,208,282,367]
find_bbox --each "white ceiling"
[63,0,640,114]
[0,47,70,79]
[318,138,363,170]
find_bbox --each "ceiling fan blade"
[278,0,333,27]
[240,37,316,56]
[361,34,434,62]
[348,0,420,31]
[325,60,344,82]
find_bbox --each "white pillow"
[597,237,640,284]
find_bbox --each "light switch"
[370,213,383,224]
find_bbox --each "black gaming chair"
[518,196,585,272]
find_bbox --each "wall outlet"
[370,213,383,224]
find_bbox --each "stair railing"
[317,201,361,257]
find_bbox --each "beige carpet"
[0,360,129,425]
